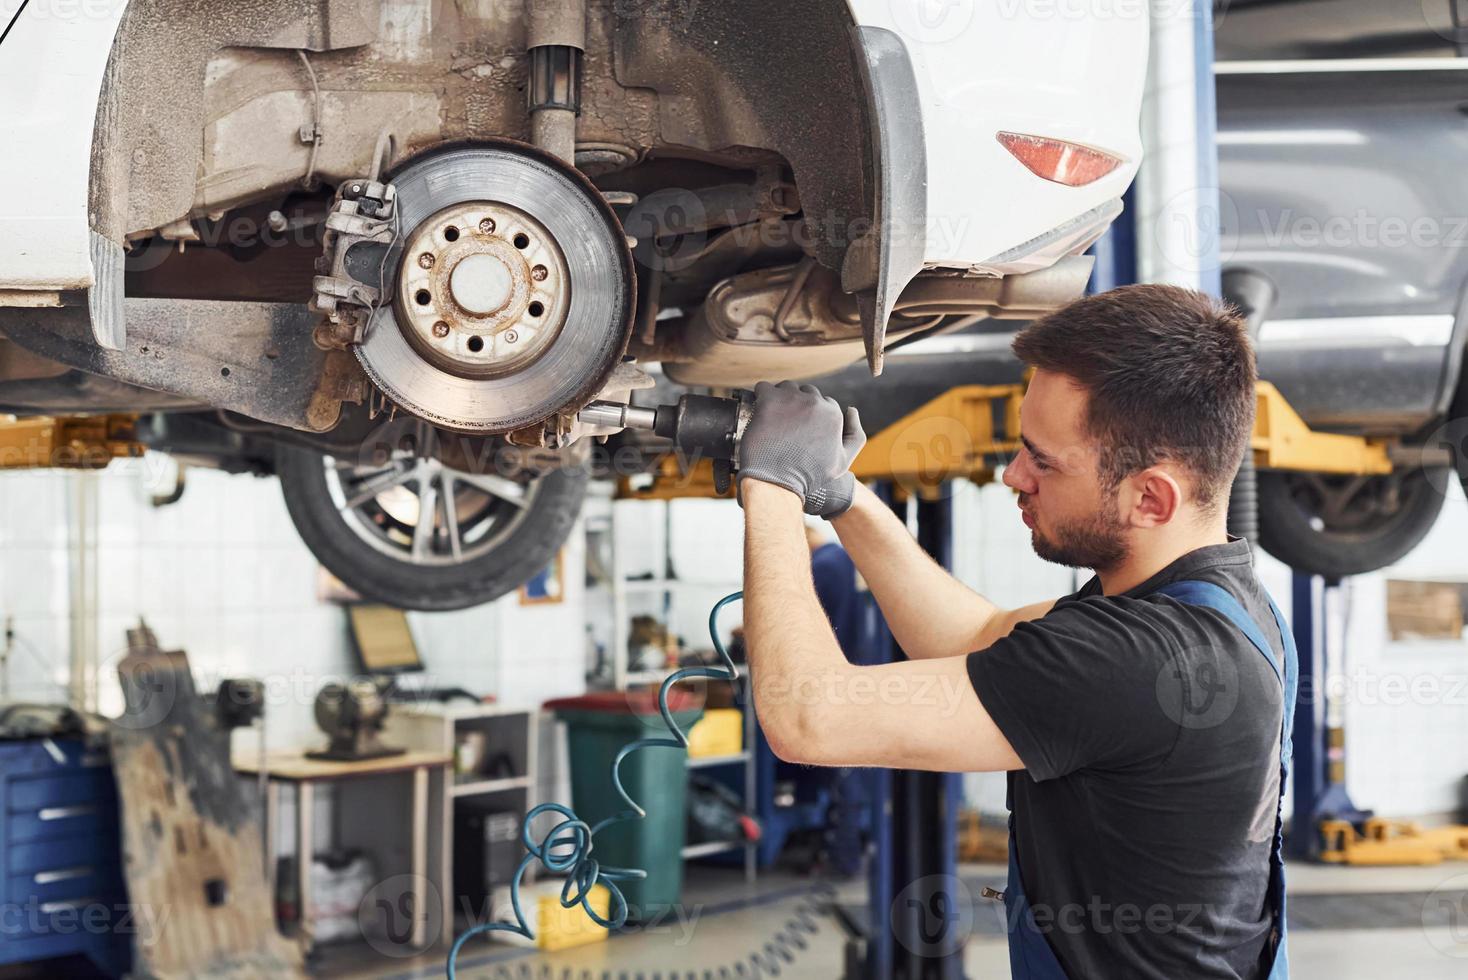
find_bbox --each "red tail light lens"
[996,132,1124,187]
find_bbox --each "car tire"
[1444,363,1468,503]
[1256,468,1448,580]
[275,444,586,611]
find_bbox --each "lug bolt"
[479,218,496,234]
[432,321,450,338]
[531,265,548,281]
[505,330,519,344]
[418,253,435,269]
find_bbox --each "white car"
[0,0,1147,608]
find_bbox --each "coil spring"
[448,594,836,978]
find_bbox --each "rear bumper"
[842,1,1147,370]
[846,0,1148,270]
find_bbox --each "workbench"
[232,749,451,953]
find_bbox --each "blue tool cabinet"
[0,737,130,977]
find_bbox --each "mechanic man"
[737,284,1294,980]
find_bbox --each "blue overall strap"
[1155,580,1297,980]
[1003,825,1072,980]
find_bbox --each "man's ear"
[1127,467,1184,528]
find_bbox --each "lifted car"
[0,0,1147,608]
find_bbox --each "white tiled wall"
[1338,481,1468,819]
[1,455,590,750]
[0,470,75,703]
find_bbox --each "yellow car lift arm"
[618,381,1394,501]
[0,382,1393,492]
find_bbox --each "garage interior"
[4,1,1468,979]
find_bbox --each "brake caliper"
[310,178,398,350]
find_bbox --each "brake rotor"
[356,143,635,433]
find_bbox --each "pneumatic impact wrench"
[578,393,751,493]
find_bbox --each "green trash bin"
[545,690,703,920]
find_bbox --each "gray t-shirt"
[967,538,1284,980]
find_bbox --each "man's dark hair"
[1011,283,1256,514]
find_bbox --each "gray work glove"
[737,381,866,519]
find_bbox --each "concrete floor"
[326,861,1468,978]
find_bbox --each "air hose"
[446,592,835,978]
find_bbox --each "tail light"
[996,132,1124,187]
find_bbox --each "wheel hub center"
[449,253,515,315]
[394,199,572,379]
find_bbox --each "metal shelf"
[450,775,532,797]
[586,497,757,884]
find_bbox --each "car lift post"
[1288,572,1371,860]
[845,485,965,980]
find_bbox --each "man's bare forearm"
[742,480,853,758]
[830,482,1003,658]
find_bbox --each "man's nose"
[1003,451,1036,494]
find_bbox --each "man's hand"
[737,381,866,519]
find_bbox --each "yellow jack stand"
[1320,818,1468,866]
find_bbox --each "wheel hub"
[395,200,571,378]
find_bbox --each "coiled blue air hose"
[446,592,749,977]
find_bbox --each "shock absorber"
[526,0,585,164]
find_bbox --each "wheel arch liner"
[843,25,928,376]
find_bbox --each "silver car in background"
[1215,0,1468,577]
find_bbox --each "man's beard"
[1027,495,1129,572]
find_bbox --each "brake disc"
[355,143,635,433]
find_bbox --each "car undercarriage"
[0,0,1135,607]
